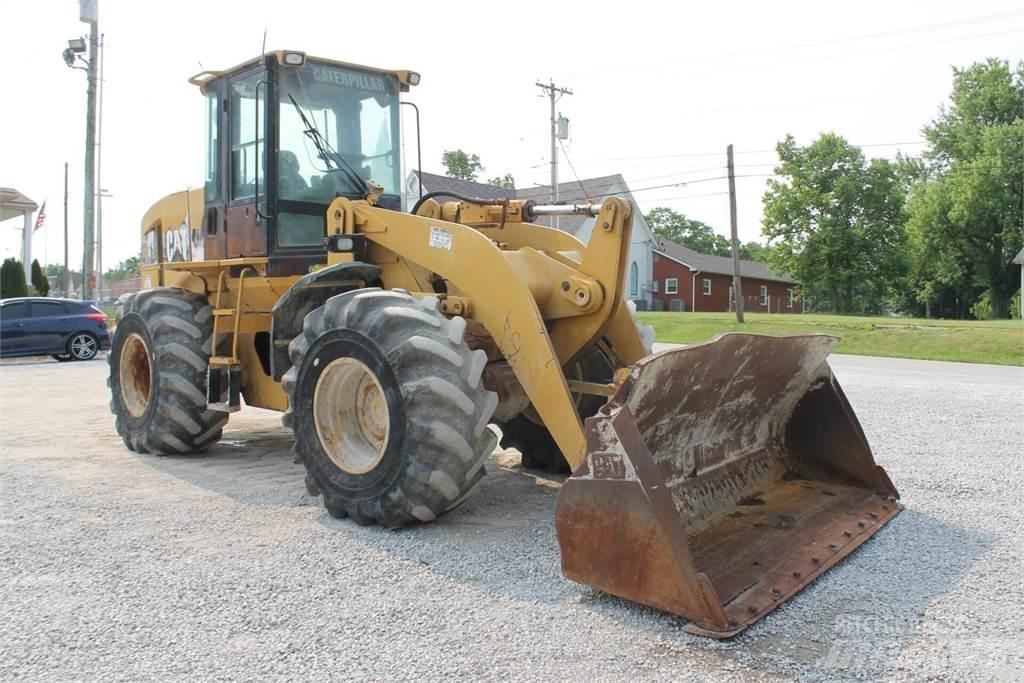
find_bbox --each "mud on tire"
[108,288,228,455]
[283,289,499,528]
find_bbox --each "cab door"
[225,68,269,258]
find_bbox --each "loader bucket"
[555,333,900,638]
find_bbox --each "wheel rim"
[313,357,390,475]
[71,334,97,359]
[119,333,152,417]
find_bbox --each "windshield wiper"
[286,94,371,197]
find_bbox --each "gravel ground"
[1,352,1022,681]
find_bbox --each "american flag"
[33,200,47,232]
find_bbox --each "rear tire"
[108,288,228,455]
[284,289,499,528]
[501,306,654,473]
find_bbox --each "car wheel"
[68,333,99,361]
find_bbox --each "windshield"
[278,62,400,201]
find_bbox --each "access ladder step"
[207,363,242,412]
[212,308,237,316]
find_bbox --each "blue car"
[0,297,111,361]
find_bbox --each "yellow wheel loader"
[108,50,901,637]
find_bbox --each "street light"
[62,9,100,300]
[62,38,87,69]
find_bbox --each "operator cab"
[190,51,419,275]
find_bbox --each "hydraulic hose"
[409,191,506,216]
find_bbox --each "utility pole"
[81,5,99,300]
[727,144,745,323]
[95,32,105,298]
[535,80,572,226]
[63,162,69,295]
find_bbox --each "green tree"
[0,258,28,299]
[441,149,483,181]
[30,259,49,296]
[740,241,771,262]
[761,133,908,314]
[105,255,141,282]
[645,207,731,256]
[487,173,516,189]
[906,59,1024,318]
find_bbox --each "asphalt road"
[1,352,1021,681]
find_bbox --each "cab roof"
[188,50,419,93]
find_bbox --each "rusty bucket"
[554,333,901,637]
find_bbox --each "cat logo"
[312,66,388,94]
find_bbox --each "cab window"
[231,71,265,200]
[204,91,221,202]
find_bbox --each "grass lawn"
[636,311,1024,366]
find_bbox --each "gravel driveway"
[1,354,1021,681]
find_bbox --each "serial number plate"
[429,226,453,251]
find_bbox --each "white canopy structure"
[0,187,38,282]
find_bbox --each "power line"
[557,173,779,203]
[577,139,928,164]
[571,11,1024,77]
[557,139,590,201]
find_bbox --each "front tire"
[108,288,228,455]
[284,289,499,528]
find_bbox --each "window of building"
[665,277,678,294]
[630,263,638,297]
[760,285,768,306]
[702,278,711,296]
[786,288,794,308]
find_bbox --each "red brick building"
[651,237,801,313]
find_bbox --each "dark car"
[0,297,111,361]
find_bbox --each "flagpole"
[42,200,48,268]
[64,162,69,296]
[31,200,47,290]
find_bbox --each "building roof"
[1014,246,1024,265]
[653,236,797,284]
[0,187,38,222]
[411,171,632,236]
[413,171,516,202]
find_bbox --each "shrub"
[0,258,28,299]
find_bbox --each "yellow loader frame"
[140,192,646,469]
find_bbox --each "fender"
[269,261,382,380]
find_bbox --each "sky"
[1,0,1022,271]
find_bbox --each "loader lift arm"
[326,195,637,469]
